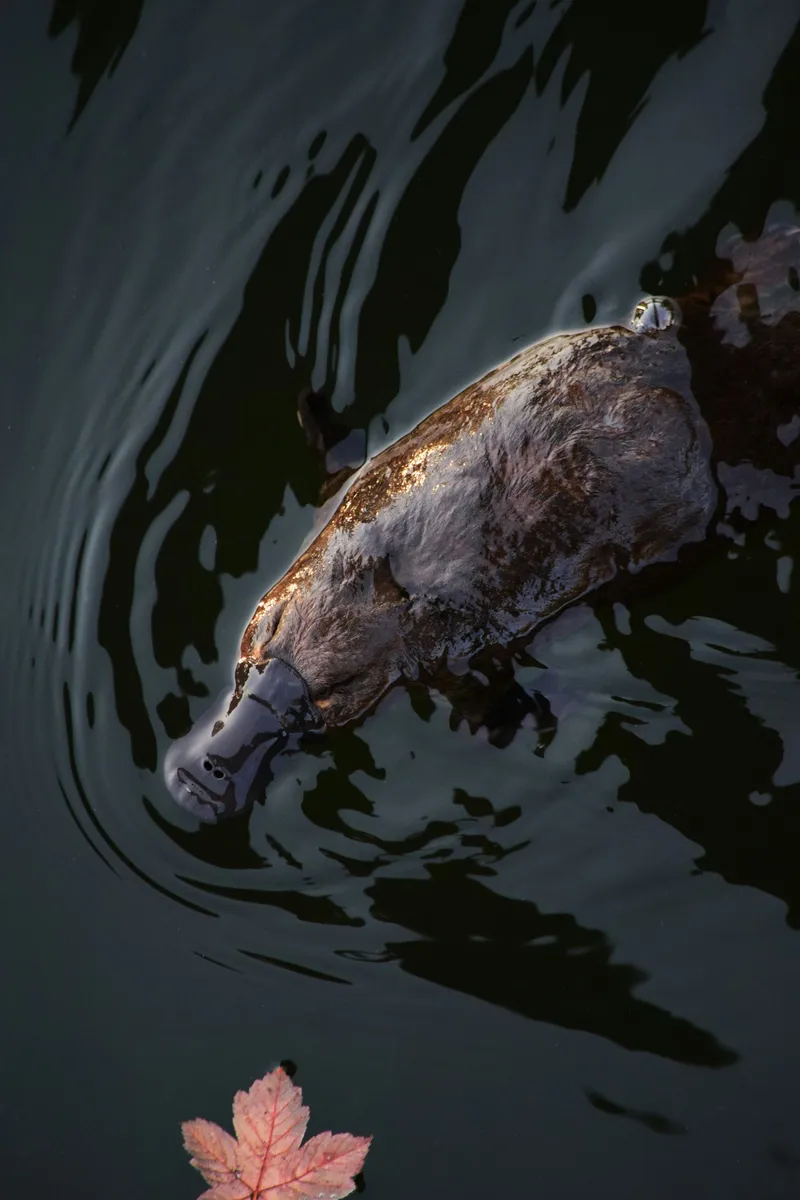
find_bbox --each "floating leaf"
[182,1066,372,1200]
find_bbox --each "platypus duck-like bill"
[164,657,321,820]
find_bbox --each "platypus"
[164,224,800,821]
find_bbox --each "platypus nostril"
[202,757,227,781]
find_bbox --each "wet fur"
[241,327,715,725]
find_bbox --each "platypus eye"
[631,295,678,333]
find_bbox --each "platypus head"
[163,656,322,822]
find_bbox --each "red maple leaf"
[182,1065,372,1200]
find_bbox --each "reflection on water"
[534,3,711,213]
[6,3,800,1194]
[641,19,800,298]
[49,0,144,130]
[363,866,736,1066]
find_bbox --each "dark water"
[4,2,800,1196]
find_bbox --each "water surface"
[3,3,800,1196]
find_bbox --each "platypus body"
[165,226,800,821]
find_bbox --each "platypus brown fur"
[164,224,800,821]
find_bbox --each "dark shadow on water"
[181,876,364,929]
[48,0,144,130]
[411,0,522,140]
[642,18,800,296]
[240,949,351,986]
[363,865,737,1067]
[586,1089,688,1136]
[99,136,377,769]
[535,0,710,213]
[352,46,533,424]
[596,19,800,921]
[99,334,208,771]
[583,545,800,926]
